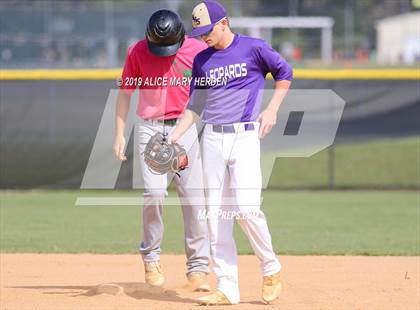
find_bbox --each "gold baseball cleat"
[196,290,232,306]
[144,260,165,287]
[187,272,211,292]
[262,271,282,304]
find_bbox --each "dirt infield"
[1,254,418,310]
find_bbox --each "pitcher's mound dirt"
[1,254,418,309]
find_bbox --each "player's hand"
[257,108,277,139]
[167,132,180,144]
[113,135,127,161]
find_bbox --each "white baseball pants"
[202,122,281,304]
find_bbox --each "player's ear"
[220,18,228,32]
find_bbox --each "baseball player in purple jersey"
[169,0,292,305]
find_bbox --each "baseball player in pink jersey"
[169,1,292,305]
[114,10,210,291]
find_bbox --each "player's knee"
[236,210,265,223]
[144,189,167,197]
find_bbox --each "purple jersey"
[187,34,292,125]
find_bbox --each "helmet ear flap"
[178,29,185,48]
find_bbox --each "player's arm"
[168,109,200,144]
[256,41,293,139]
[169,57,204,144]
[113,90,131,161]
[113,46,138,160]
[257,79,291,139]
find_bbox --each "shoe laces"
[145,261,162,273]
[189,272,205,280]
[263,274,278,286]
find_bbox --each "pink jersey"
[120,36,207,120]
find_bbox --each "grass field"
[268,137,420,188]
[1,137,419,189]
[0,190,418,255]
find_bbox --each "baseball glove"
[143,132,188,174]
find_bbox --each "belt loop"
[213,124,222,133]
[244,123,255,131]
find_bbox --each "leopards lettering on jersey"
[205,63,248,81]
[188,34,293,125]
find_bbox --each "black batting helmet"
[146,9,186,57]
